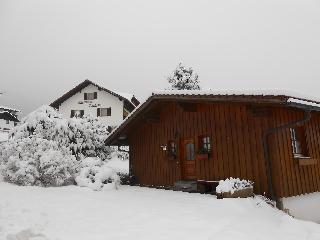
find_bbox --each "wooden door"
[181,139,196,180]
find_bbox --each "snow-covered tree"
[168,63,200,90]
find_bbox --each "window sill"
[295,157,318,166]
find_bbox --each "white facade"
[0,118,15,130]
[57,84,127,127]
[0,106,20,142]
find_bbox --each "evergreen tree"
[168,63,200,90]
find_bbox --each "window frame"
[98,107,111,117]
[167,140,177,158]
[70,110,84,118]
[198,135,212,154]
[84,92,97,100]
[290,126,309,158]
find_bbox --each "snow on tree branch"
[167,63,200,90]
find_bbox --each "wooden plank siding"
[128,102,320,198]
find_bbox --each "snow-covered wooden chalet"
[105,90,320,204]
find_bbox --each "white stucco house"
[0,106,20,142]
[50,79,140,129]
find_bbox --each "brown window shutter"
[84,93,87,100]
[70,110,75,118]
[80,110,84,117]
[97,108,100,117]
[94,92,97,99]
[107,107,111,116]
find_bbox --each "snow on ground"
[283,192,320,223]
[0,131,8,142]
[104,156,129,174]
[0,183,319,240]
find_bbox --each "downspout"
[262,108,311,206]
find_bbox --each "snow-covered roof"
[0,106,20,112]
[0,111,20,122]
[105,90,320,145]
[50,79,140,109]
[153,89,320,103]
[113,91,135,103]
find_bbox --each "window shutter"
[107,107,111,116]
[97,108,100,117]
[84,93,87,100]
[94,92,97,99]
[70,110,75,118]
[80,110,84,117]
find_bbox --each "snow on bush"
[10,105,111,160]
[0,137,78,186]
[216,178,253,194]
[76,157,120,191]
[0,105,111,187]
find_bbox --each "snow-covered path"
[0,183,319,240]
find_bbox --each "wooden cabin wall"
[128,102,320,198]
[268,108,320,198]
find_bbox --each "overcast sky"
[1,0,320,116]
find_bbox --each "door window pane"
[185,143,195,161]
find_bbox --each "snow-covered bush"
[216,178,253,194]
[10,105,110,160]
[0,137,78,186]
[0,105,112,187]
[167,63,200,90]
[75,157,120,191]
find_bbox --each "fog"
[1,0,320,115]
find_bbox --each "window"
[14,122,18,126]
[167,140,177,157]
[290,127,309,158]
[84,92,97,100]
[6,120,9,124]
[185,142,195,160]
[97,107,111,117]
[70,110,84,118]
[198,136,211,154]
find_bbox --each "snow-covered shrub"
[216,178,253,194]
[76,157,120,191]
[0,137,78,186]
[10,105,110,160]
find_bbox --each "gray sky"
[1,0,320,116]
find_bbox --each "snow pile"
[76,157,120,191]
[283,192,320,223]
[0,182,319,240]
[216,178,253,194]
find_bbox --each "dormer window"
[290,127,309,158]
[84,92,97,100]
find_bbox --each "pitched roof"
[0,111,20,122]
[0,106,20,113]
[105,90,320,145]
[50,79,140,110]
